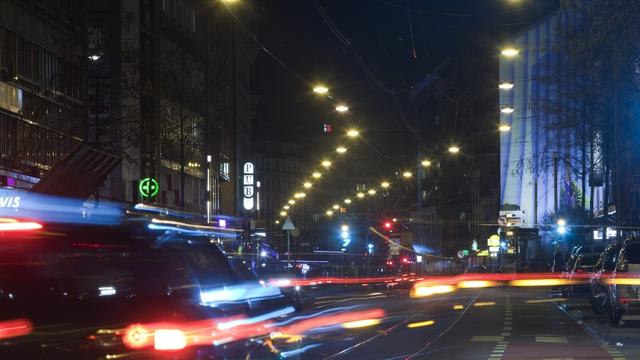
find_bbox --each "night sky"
[250,0,559,207]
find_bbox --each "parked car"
[589,242,622,314]
[562,252,600,296]
[608,237,640,325]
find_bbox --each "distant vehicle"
[589,242,623,314]
[608,237,640,326]
[465,264,488,273]
[0,218,288,358]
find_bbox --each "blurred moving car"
[0,218,290,359]
[589,242,622,314]
[608,237,640,326]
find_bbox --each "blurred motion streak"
[473,302,496,307]
[279,344,322,358]
[0,221,42,231]
[411,285,455,298]
[453,305,464,310]
[0,318,33,340]
[341,319,381,329]
[457,280,496,289]
[122,309,385,351]
[407,320,435,328]
[525,298,566,304]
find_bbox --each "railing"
[0,112,81,174]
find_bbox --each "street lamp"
[332,204,340,210]
[499,124,511,132]
[501,106,514,114]
[498,82,514,90]
[501,48,519,57]
[326,210,334,216]
[312,172,322,179]
[381,181,390,189]
[288,199,296,205]
[402,171,413,178]
[303,182,312,189]
[448,146,460,154]
[356,192,365,198]
[283,205,290,210]
[335,104,349,113]
[346,129,359,138]
[368,189,376,195]
[294,192,306,199]
[275,220,280,224]
[336,146,347,154]
[313,85,329,94]
[321,160,332,168]
[344,198,352,204]
[421,159,432,167]
[280,211,287,217]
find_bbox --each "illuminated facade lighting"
[498,82,514,90]
[499,124,511,132]
[501,48,519,57]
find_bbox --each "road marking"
[503,326,512,331]
[621,314,640,320]
[471,336,504,342]
[500,332,511,336]
[535,335,567,343]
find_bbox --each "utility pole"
[553,153,558,213]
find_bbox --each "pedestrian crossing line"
[601,345,626,360]
[500,332,511,336]
[471,336,505,342]
[487,342,509,360]
[503,326,512,331]
[535,335,567,343]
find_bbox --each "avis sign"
[243,162,255,211]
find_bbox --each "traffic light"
[384,222,392,229]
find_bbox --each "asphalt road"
[274,286,638,360]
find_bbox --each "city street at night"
[4,0,640,358]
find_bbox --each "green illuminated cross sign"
[139,177,159,198]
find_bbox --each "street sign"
[457,250,465,259]
[282,216,295,230]
[138,178,159,198]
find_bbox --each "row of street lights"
[276,45,521,222]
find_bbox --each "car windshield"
[625,243,640,264]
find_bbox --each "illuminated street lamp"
[346,129,360,138]
[288,199,296,205]
[341,225,349,232]
[448,146,460,154]
[294,192,306,199]
[283,205,290,210]
[356,192,365,198]
[344,198,352,204]
[402,171,413,179]
[501,48,519,57]
[498,82,514,90]
[368,189,376,195]
[321,160,332,168]
[303,182,313,189]
[499,124,511,132]
[332,204,340,210]
[421,159,432,167]
[312,172,322,179]
[501,106,514,114]
[381,181,390,189]
[336,146,347,154]
[335,104,349,112]
[280,211,287,217]
[313,85,329,94]
[326,210,334,216]
[275,220,280,224]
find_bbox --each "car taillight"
[123,324,152,349]
[154,329,187,351]
[0,318,33,340]
[0,221,42,231]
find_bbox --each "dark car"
[589,242,623,314]
[0,219,286,359]
[561,252,600,296]
[608,237,640,326]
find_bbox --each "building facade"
[87,0,256,216]
[0,0,86,188]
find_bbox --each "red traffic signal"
[384,222,392,229]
